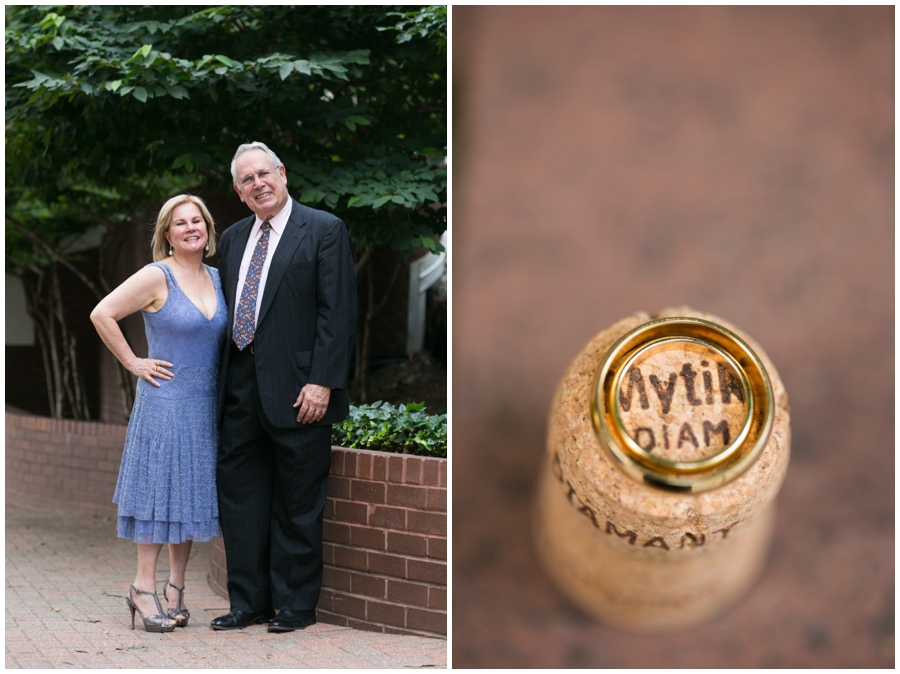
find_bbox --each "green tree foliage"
[6,5,446,253]
[379,6,447,53]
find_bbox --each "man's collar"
[253,196,293,236]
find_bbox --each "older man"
[211,142,356,632]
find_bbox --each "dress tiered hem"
[117,516,222,545]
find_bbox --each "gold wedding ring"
[591,317,774,493]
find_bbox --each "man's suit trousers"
[217,342,332,613]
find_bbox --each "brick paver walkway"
[6,504,446,669]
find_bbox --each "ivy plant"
[332,402,447,458]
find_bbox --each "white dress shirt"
[234,197,293,330]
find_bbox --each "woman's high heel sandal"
[126,585,175,633]
[164,581,190,627]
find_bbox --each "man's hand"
[293,383,331,424]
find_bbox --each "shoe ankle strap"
[130,584,166,615]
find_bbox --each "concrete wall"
[5,273,34,346]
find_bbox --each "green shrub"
[332,402,447,458]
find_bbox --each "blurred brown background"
[452,6,893,668]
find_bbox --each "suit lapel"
[257,200,307,328]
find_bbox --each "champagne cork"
[533,307,790,632]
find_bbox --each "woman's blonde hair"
[151,194,217,262]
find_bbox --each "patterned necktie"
[233,221,272,350]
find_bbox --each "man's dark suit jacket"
[216,198,357,429]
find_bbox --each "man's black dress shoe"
[209,609,276,631]
[267,609,316,633]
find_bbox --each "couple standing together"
[91,141,357,633]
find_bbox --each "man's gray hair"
[231,142,283,185]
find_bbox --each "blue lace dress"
[113,262,226,544]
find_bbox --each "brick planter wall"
[6,410,448,638]
[209,447,448,637]
[6,408,125,517]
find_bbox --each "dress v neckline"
[163,263,219,321]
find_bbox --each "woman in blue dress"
[91,194,226,632]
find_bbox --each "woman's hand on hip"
[129,358,174,387]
